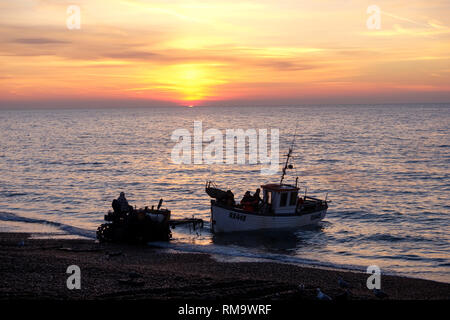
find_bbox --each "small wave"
[335,210,361,217]
[73,161,105,166]
[316,159,340,163]
[362,253,434,262]
[346,231,436,244]
[0,191,28,197]
[363,233,410,242]
[438,263,450,267]
[0,211,95,239]
[37,160,64,165]
[404,160,430,164]
[337,210,388,222]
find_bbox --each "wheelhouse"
[261,184,299,215]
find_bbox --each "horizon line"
[1,101,449,111]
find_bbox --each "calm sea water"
[0,104,449,282]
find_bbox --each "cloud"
[255,60,318,71]
[103,51,162,60]
[13,38,69,44]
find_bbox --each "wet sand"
[0,233,448,300]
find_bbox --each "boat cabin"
[261,184,299,215]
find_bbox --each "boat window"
[289,191,298,206]
[280,192,288,207]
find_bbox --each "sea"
[0,104,449,283]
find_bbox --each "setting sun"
[157,64,227,102]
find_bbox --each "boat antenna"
[280,124,298,185]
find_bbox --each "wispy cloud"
[13,38,69,44]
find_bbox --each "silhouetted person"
[117,192,130,213]
[226,190,235,206]
[112,199,121,214]
[252,188,262,211]
[241,191,255,212]
[254,188,262,203]
[241,191,252,205]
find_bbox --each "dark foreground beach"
[0,233,448,300]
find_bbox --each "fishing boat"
[205,147,329,233]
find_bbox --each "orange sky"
[1,0,449,107]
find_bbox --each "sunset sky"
[1,0,449,107]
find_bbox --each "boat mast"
[280,125,298,185]
[280,147,292,185]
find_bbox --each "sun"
[151,63,226,103]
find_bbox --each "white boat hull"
[211,204,327,233]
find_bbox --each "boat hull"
[210,204,327,233]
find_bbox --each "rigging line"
[280,122,299,185]
[293,155,299,178]
[291,123,299,180]
[290,122,299,150]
